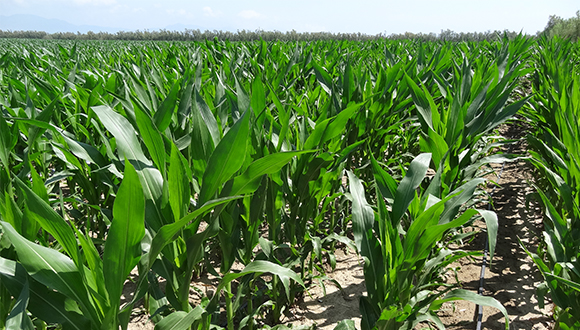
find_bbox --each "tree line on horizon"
[0,28,526,42]
[0,11,578,42]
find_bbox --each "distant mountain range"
[0,14,120,33]
[0,14,208,34]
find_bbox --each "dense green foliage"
[0,36,576,330]
[1,10,578,42]
[0,28,523,42]
[523,36,580,329]
[542,11,580,40]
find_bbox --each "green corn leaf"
[0,193,22,245]
[217,211,237,274]
[128,71,152,112]
[0,258,89,329]
[10,118,58,134]
[432,289,509,329]
[14,177,80,266]
[439,178,485,225]
[60,135,107,167]
[441,95,465,144]
[177,75,194,121]
[251,76,266,127]
[403,198,449,262]
[27,97,59,148]
[348,170,385,309]
[520,236,567,309]
[419,129,448,171]
[485,96,531,133]
[103,160,145,315]
[303,103,360,150]
[405,208,477,267]
[343,58,355,105]
[477,209,498,265]
[146,196,242,269]
[392,153,432,226]
[371,153,398,201]
[154,305,204,330]
[190,92,214,178]
[92,104,165,230]
[209,260,304,312]
[458,56,472,103]
[51,144,85,171]
[233,74,249,113]
[303,119,330,151]
[266,83,289,151]
[464,84,489,128]
[5,280,34,330]
[0,113,11,171]
[169,143,189,222]
[73,225,108,310]
[312,61,333,95]
[334,319,356,330]
[528,135,568,171]
[359,296,380,330]
[546,273,580,292]
[534,188,568,251]
[0,222,101,325]
[199,109,250,204]
[222,150,314,197]
[347,170,375,252]
[410,312,445,330]
[29,163,48,203]
[234,74,251,114]
[321,103,360,142]
[376,187,399,278]
[462,154,524,181]
[194,88,220,148]
[134,102,166,174]
[153,80,180,132]
[91,105,148,164]
[406,74,438,132]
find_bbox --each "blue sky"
[1,0,579,35]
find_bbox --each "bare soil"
[127,121,554,330]
[281,248,364,330]
[435,122,554,330]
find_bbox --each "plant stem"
[248,279,254,330]
[272,276,280,322]
[225,281,234,330]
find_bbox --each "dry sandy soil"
[435,122,554,330]
[128,122,554,330]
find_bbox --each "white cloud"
[203,6,221,17]
[238,10,260,19]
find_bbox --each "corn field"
[0,36,578,330]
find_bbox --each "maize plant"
[0,37,545,329]
[523,36,580,329]
[348,153,508,330]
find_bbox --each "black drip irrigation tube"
[474,145,514,330]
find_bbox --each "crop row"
[0,36,575,329]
